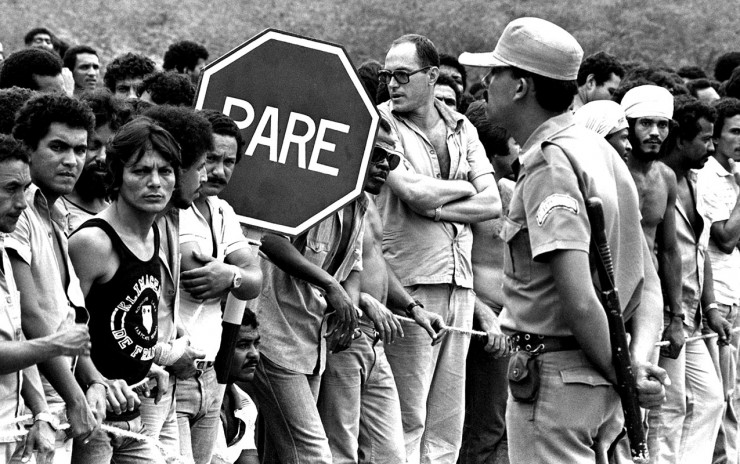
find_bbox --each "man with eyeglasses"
[317,117,447,464]
[460,18,667,462]
[375,33,501,464]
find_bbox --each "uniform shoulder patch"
[536,194,579,226]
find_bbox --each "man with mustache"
[696,98,740,463]
[648,95,731,463]
[621,85,686,360]
[61,90,131,234]
[176,109,262,464]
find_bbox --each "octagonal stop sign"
[194,29,379,236]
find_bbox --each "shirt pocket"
[305,239,331,266]
[501,217,532,282]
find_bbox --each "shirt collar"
[521,112,575,155]
[704,155,732,177]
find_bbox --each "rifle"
[586,197,649,463]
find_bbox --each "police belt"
[511,332,579,354]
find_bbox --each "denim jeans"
[384,284,474,464]
[317,330,405,464]
[71,416,164,464]
[139,380,179,459]
[648,326,724,463]
[506,349,622,464]
[711,303,740,464]
[248,355,332,463]
[176,367,227,464]
[458,337,510,464]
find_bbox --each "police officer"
[460,18,668,463]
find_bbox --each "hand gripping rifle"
[586,197,649,463]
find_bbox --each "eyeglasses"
[378,66,432,85]
[371,147,400,170]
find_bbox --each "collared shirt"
[500,113,648,336]
[4,185,84,402]
[0,238,24,441]
[675,170,712,328]
[179,197,251,359]
[154,208,181,365]
[376,99,493,289]
[256,196,366,374]
[697,156,740,306]
[59,196,107,236]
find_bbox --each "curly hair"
[662,95,717,153]
[62,45,98,70]
[144,105,213,169]
[0,48,63,90]
[12,93,95,150]
[163,40,209,73]
[439,53,467,91]
[78,88,132,130]
[712,97,740,138]
[465,100,513,158]
[577,51,625,87]
[0,134,31,165]
[23,27,53,46]
[715,52,740,83]
[106,117,182,200]
[103,53,156,92]
[0,87,36,135]
[140,71,195,107]
[200,109,245,163]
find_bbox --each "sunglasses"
[372,147,400,170]
[378,66,432,85]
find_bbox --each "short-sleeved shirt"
[0,240,24,442]
[256,196,366,374]
[179,197,251,359]
[675,170,711,327]
[59,196,107,236]
[376,99,494,289]
[697,156,740,306]
[154,208,181,365]
[500,113,648,336]
[4,185,85,402]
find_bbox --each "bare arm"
[436,173,502,223]
[180,245,262,301]
[8,251,96,438]
[385,163,477,212]
[658,173,683,318]
[549,249,614,382]
[473,298,509,358]
[0,326,90,375]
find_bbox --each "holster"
[507,350,542,403]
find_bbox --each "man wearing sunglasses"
[376,33,501,464]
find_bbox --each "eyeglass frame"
[371,146,401,170]
[378,66,433,85]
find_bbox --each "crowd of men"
[1,17,740,464]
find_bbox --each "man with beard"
[61,90,131,234]
[620,85,685,359]
[176,110,262,464]
[648,96,731,463]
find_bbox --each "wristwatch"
[405,300,424,318]
[33,411,60,431]
[230,265,242,289]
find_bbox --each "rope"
[0,419,185,463]
[655,326,740,347]
[395,314,487,337]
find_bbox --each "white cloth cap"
[621,85,674,119]
[574,100,628,137]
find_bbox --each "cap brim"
[458,51,509,68]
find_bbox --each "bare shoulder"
[69,226,115,268]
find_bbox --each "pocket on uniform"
[560,366,612,387]
[501,218,532,282]
[305,240,330,264]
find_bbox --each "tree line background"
[1,0,737,80]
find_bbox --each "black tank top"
[73,218,161,390]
